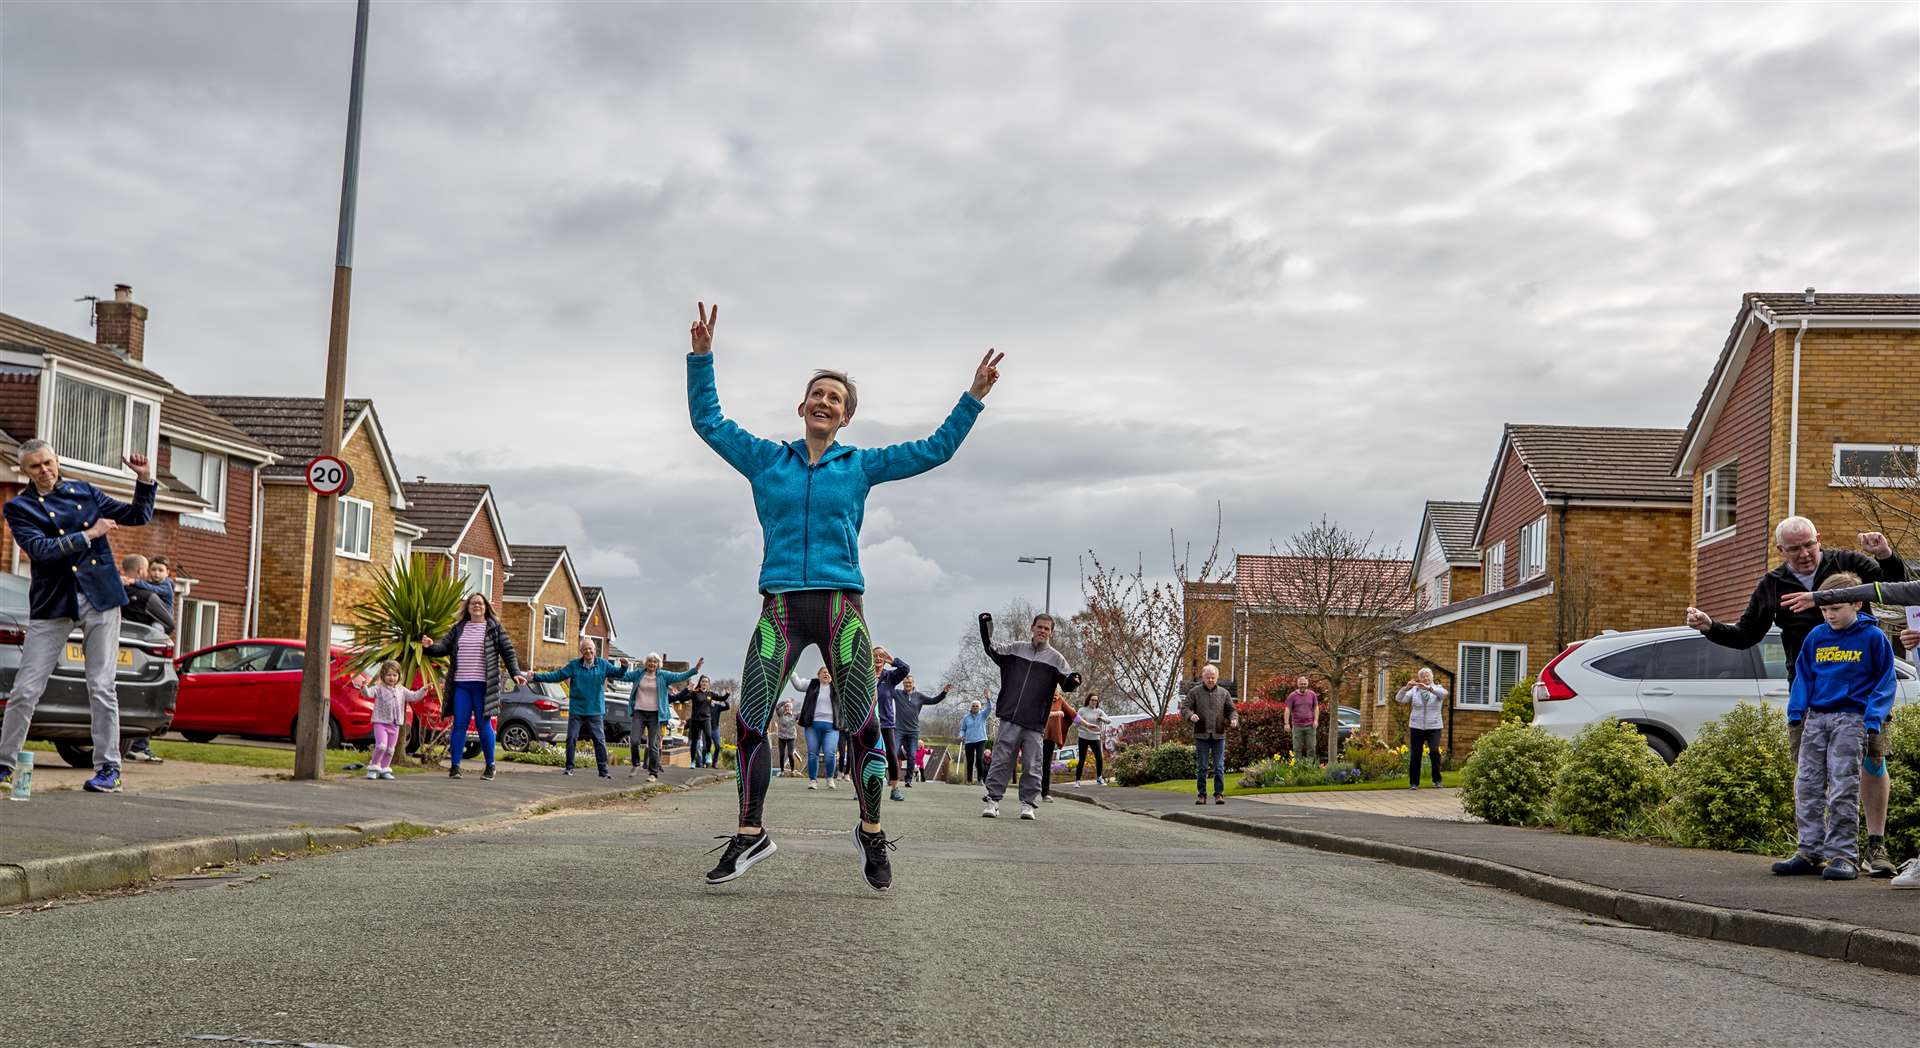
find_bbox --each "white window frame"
[1483,541,1506,593]
[183,599,220,652]
[458,554,494,598]
[1699,458,1738,541]
[1831,443,1919,489]
[392,535,413,570]
[1518,515,1548,581]
[334,496,373,560]
[169,443,228,521]
[1204,635,1222,663]
[46,371,159,477]
[543,604,568,643]
[1457,642,1526,709]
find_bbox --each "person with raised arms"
[686,301,1001,890]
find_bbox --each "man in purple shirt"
[1284,676,1322,763]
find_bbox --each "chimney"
[1804,286,1817,305]
[94,284,148,363]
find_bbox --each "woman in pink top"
[422,593,528,781]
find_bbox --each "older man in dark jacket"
[0,440,156,794]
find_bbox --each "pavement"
[0,759,727,903]
[4,778,1917,1047]
[1057,781,1920,973]
[1239,784,1470,819]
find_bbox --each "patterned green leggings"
[734,591,880,827]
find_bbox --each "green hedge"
[1667,702,1795,853]
[1551,719,1668,837]
[1459,721,1566,826]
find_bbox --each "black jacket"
[797,679,837,729]
[119,581,174,633]
[4,479,156,620]
[1705,548,1907,669]
[425,616,525,718]
[980,613,1081,731]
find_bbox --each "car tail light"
[1537,643,1583,701]
[534,699,560,712]
[0,626,23,646]
[146,644,174,660]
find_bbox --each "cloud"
[2,2,1915,670]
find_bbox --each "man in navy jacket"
[0,439,156,794]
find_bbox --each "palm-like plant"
[346,554,467,684]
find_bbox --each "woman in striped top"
[422,593,528,781]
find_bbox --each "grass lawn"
[1140,774,1446,797]
[25,739,420,775]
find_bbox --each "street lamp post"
[1018,555,1053,616]
[294,0,371,780]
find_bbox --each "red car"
[172,639,375,749]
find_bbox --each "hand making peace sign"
[969,349,1005,401]
[690,302,718,356]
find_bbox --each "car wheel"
[328,718,345,751]
[500,721,534,752]
[463,741,482,760]
[54,740,96,768]
[181,731,218,745]
[1637,727,1680,765]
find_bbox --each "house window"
[48,373,158,474]
[1458,642,1526,709]
[170,445,227,519]
[334,497,373,560]
[458,554,494,598]
[1518,515,1547,581]
[1701,461,1737,537]
[183,599,220,652]
[1483,542,1506,592]
[1833,444,1919,488]
[543,604,568,643]
[330,623,355,646]
[1204,635,1222,663]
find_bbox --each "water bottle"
[9,750,30,801]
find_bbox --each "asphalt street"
[4,777,1914,1048]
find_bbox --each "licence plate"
[67,644,134,667]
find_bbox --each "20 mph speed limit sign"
[305,456,355,497]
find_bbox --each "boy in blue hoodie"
[1774,572,1898,880]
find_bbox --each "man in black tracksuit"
[680,679,732,768]
[979,611,1081,820]
[1686,516,1905,875]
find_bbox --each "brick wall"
[502,571,586,673]
[253,425,406,640]
[1557,504,1692,647]
[0,372,38,440]
[1769,328,1920,556]
[1481,442,1548,593]
[1399,587,1558,760]
[1691,327,1775,619]
[1181,589,1236,683]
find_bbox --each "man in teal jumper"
[1772,573,1898,881]
[533,638,633,779]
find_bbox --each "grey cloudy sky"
[3,2,1917,673]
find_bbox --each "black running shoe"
[481,764,496,781]
[704,832,776,885]
[448,766,462,780]
[854,826,900,891]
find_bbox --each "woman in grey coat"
[1395,669,1448,789]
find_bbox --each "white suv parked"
[1533,625,1920,763]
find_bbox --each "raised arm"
[978,614,1009,667]
[790,675,812,693]
[1811,580,1920,608]
[859,394,985,485]
[686,333,782,479]
[531,666,567,684]
[94,467,158,526]
[661,665,700,688]
[1701,580,1776,651]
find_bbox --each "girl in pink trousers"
[357,661,430,780]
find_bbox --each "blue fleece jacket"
[532,658,625,717]
[623,664,699,719]
[961,705,992,744]
[687,353,983,594]
[876,658,909,729]
[1788,617,1898,732]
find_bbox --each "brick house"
[197,396,422,644]
[580,586,618,659]
[500,545,587,671]
[1410,500,1483,614]
[1672,291,1920,618]
[1396,425,1694,758]
[399,481,512,609]
[0,288,275,650]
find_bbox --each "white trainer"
[828,779,838,789]
[982,800,1000,818]
[365,769,380,780]
[1020,804,1037,821]
[808,781,819,790]
[1894,858,1920,889]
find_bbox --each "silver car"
[1533,625,1920,762]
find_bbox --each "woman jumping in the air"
[686,301,1001,890]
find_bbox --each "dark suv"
[0,574,179,767]
[497,681,568,752]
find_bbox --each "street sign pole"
[295,0,371,780]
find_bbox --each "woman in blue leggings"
[422,593,527,780]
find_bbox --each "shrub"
[1551,719,1670,837]
[1459,721,1567,826]
[1238,755,1332,789]
[1113,742,1196,786]
[1666,702,1795,853]
[1325,762,1365,784]
[1239,757,1281,789]
[1883,705,1920,861]
[1224,701,1293,767]
[1343,731,1404,781]
[1503,675,1537,725]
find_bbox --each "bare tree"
[1554,555,1601,652]
[936,598,1096,737]
[1835,447,1920,559]
[1079,509,1231,745]
[1239,518,1415,764]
